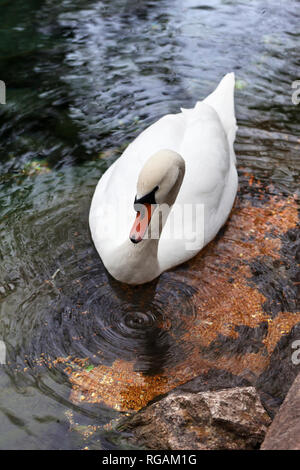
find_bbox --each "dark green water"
[0,0,299,449]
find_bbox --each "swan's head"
[130,149,185,244]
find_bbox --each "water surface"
[0,0,299,449]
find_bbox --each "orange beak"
[130,203,154,243]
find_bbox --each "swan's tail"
[202,72,237,163]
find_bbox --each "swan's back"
[158,73,238,271]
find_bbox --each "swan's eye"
[134,185,159,210]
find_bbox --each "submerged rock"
[261,372,300,450]
[122,386,271,450]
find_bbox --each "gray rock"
[261,372,300,450]
[122,386,271,450]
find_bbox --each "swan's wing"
[202,72,237,163]
[158,99,237,272]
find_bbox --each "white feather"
[89,73,238,284]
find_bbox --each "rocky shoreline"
[120,371,300,450]
[261,372,300,450]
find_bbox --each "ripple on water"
[0,0,300,448]
[5,172,297,414]
[60,184,299,412]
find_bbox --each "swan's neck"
[109,236,160,285]
[106,166,184,285]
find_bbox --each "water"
[0,0,299,449]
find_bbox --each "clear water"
[0,0,299,449]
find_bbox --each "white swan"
[89,73,238,285]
